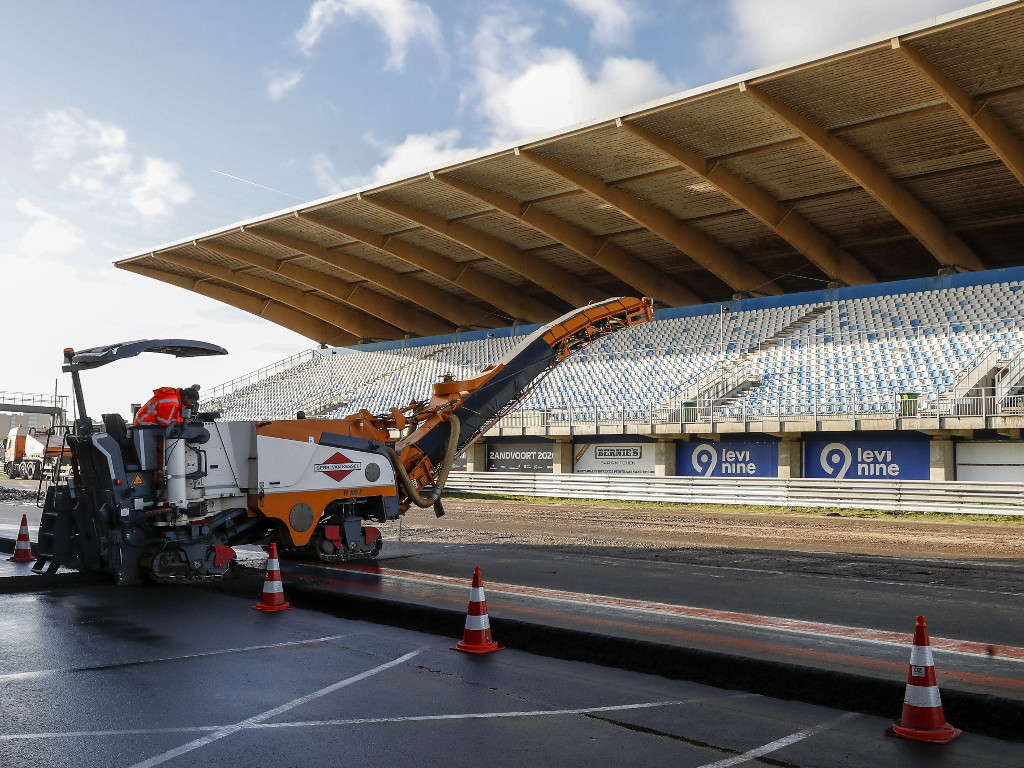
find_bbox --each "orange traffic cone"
[452,566,501,654]
[887,615,961,744]
[9,514,34,563]
[252,543,293,612]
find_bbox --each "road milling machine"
[32,297,653,583]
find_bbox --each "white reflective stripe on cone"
[909,645,934,667]
[904,685,942,708]
[465,614,490,631]
[263,581,284,594]
[15,541,30,550]
[267,559,280,570]
[470,587,485,602]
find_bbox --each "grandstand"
[138,2,1024,485]
[206,266,1024,429]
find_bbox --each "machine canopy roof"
[64,339,229,372]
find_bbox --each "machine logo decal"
[314,452,361,482]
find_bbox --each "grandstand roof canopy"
[119,0,1024,347]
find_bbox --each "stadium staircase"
[673,306,831,410]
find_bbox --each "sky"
[0,0,985,417]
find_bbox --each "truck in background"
[3,425,69,480]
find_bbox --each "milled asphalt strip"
[325,565,1024,662]
[693,712,861,768]
[0,634,353,682]
[126,646,427,768]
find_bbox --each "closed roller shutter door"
[956,442,1024,482]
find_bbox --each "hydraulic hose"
[388,413,460,509]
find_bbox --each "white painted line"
[126,647,426,768]
[0,634,353,682]
[693,711,860,768]
[0,693,741,741]
[247,696,710,728]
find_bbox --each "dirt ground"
[392,496,1024,560]
[4,476,1020,561]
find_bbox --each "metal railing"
[490,387,1024,432]
[446,472,1024,516]
[0,391,67,409]
[995,346,1024,399]
[204,348,318,402]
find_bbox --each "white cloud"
[313,130,488,194]
[14,199,82,257]
[728,0,971,67]
[295,0,442,70]
[564,0,636,46]
[31,109,127,165]
[30,108,193,219]
[312,153,345,195]
[309,9,679,196]
[267,69,305,100]
[470,13,677,142]
[124,158,194,217]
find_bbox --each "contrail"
[211,169,304,200]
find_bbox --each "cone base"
[9,552,34,563]
[887,721,962,744]
[252,602,293,612]
[451,641,502,654]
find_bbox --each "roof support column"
[742,81,984,272]
[199,237,451,336]
[360,193,600,307]
[119,263,357,346]
[156,252,400,340]
[619,120,876,287]
[433,172,700,306]
[298,212,558,323]
[893,37,1024,189]
[247,226,483,330]
[518,148,783,296]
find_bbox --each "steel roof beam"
[619,120,876,287]
[198,237,451,337]
[244,226,479,331]
[743,82,984,273]
[432,172,700,306]
[118,263,357,346]
[518,149,783,296]
[155,252,401,341]
[360,193,601,307]
[298,212,558,324]
[894,38,1024,189]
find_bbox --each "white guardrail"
[445,472,1024,516]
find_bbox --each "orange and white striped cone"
[887,615,961,744]
[252,543,293,612]
[452,566,501,654]
[9,514,34,563]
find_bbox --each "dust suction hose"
[389,414,460,516]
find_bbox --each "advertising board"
[573,443,655,474]
[804,438,929,480]
[677,439,778,478]
[486,442,553,472]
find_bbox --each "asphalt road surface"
[2,584,1022,768]
[2,476,1023,762]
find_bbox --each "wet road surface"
[2,584,1022,767]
